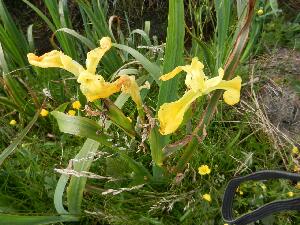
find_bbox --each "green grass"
[1,0,300,224]
[2,101,299,224]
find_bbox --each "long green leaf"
[53,28,96,49]
[113,43,161,83]
[214,0,232,68]
[0,108,40,166]
[54,174,69,215]
[0,214,78,225]
[67,139,100,215]
[157,0,185,107]
[149,0,185,172]
[51,111,112,147]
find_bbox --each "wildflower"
[40,109,49,117]
[9,119,17,125]
[296,182,300,189]
[288,192,294,197]
[68,110,76,116]
[260,183,267,190]
[292,146,299,154]
[198,165,211,175]
[293,165,300,172]
[158,58,241,135]
[27,37,142,107]
[239,190,244,195]
[257,9,264,16]
[202,193,212,202]
[72,100,81,110]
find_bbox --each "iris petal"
[205,76,242,105]
[77,71,121,102]
[27,50,84,76]
[119,75,142,107]
[158,90,200,135]
[86,37,112,74]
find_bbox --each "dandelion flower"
[72,100,81,110]
[260,183,267,190]
[202,193,211,202]
[40,109,49,117]
[239,190,244,195]
[293,165,300,172]
[288,192,294,197]
[9,119,17,125]
[257,9,264,16]
[292,146,299,154]
[198,165,211,175]
[68,110,76,116]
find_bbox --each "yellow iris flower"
[27,37,142,107]
[158,57,242,135]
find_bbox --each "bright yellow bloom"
[9,119,17,125]
[68,110,76,116]
[72,100,81,110]
[158,57,242,135]
[202,193,211,202]
[292,146,299,154]
[260,183,267,190]
[198,165,211,175]
[27,37,142,106]
[294,165,300,172]
[40,109,49,117]
[288,192,294,197]
[257,9,264,16]
[239,190,244,195]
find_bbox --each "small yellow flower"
[239,190,244,195]
[72,100,81,110]
[40,109,49,117]
[158,58,241,135]
[293,165,300,172]
[68,110,76,116]
[224,224,229,225]
[198,165,211,175]
[9,119,17,125]
[257,9,264,16]
[292,146,299,154]
[296,182,300,189]
[260,183,267,190]
[288,192,294,197]
[202,193,212,202]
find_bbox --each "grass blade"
[0,214,78,225]
[0,107,40,166]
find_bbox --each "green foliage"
[1,0,299,224]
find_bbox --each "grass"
[2,100,299,224]
[0,0,300,224]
